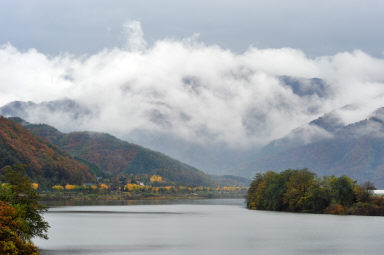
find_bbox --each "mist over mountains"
[2,22,384,185]
[4,98,384,187]
[242,106,384,186]
[0,74,333,175]
[2,22,384,149]
[0,98,253,174]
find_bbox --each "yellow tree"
[150,175,163,183]
[65,184,77,190]
[99,183,109,190]
[52,185,64,191]
[124,183,134,191]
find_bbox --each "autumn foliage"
[150,175,163,183]
[0,116,94,186]
[18,120,214,186]
[0,165,49,254]
[247,169,384,215]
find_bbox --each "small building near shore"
[373,190,384,195]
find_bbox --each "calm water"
[35,199,384,255]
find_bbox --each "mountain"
[0,76,329,176]
[279,76,328,98]
[242,107,384,187]
[9,118,222,186]
[0,99,94,122]
[3,97,384,187]
[0,99,251,175]
[0,116,94,186]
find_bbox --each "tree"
[0,200,39,254]
[283,169,317,211]
[247,173,265,209]
[150,175,163,183]
[354,181,375,203]
[260,171,286,210]
[247,169,384,215]
[52,185,64,191]
[0,164,49,241]
[329,176,355,206]
[247,171,291,211]
[99,183,109,190]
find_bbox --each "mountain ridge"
[0,115,95,186]
[9,117,250,186]
[242,106,384,187]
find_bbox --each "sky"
[1,0,384,57]
[0,0,384,155]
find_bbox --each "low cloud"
[1,21,384,147]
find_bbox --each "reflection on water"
[41,198,244,207]
[46,211,185,215]
[35,199,384,255]
[40,244,187,255]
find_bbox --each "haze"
[1,0,384,173]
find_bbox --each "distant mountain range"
[3,93,384,187]
[0,99,254,174]
[0,115,250,187]
[0,76,329,175]
[242,106,384,187]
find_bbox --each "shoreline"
[39,191,246,207]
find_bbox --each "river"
[34,199,384,255]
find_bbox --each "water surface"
[35,199,384,255]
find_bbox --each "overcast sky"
[1,0,383,57]
[1,0,384,153]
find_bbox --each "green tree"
[247,169,384,215]
[354,181,375,203]
[283,169,317,211]
[0,164,49,240]
[260,171,287,210]
[247,173,264,209]
[329,176,356,206]
[0,201,39,254]
[247,170,294,211]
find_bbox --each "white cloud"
[1,21,384,147]
[123,21,147,52]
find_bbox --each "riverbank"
[40,190,246,203]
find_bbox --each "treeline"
[0,165,49,254]
[44,174,247,195]
[44,174,247,194]
[247,169,384,216]
[49,183,245,193]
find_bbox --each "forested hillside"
[10,118,216,186]
[0,116,94,186]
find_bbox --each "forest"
[247,169,384,215]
